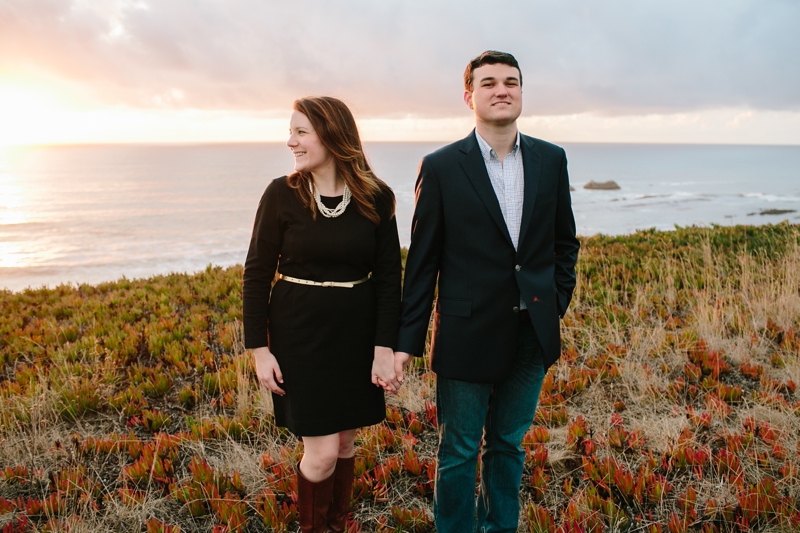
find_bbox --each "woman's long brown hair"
[286,96,394,225]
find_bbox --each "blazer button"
[512,306,519,313]
[515,265,521,271]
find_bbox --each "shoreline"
[3,221,799,294]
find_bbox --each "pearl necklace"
[310,181,351,218]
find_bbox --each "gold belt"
[278,273,371,288]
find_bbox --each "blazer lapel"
[518,134,541,246]
[458,132,513,246]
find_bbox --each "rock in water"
[584,180,621,190]
[759,209,796,216]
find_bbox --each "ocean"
[2,142,799,292]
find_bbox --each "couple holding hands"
[242,50,580,533]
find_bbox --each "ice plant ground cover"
[1,223,799,532]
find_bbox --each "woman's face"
[287,111,334,176]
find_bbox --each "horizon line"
[4,139,800,149]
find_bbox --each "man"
[394,51,580,532]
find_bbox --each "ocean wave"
[575,190,800,206]
[740,192,800,202]
[579,192,716,205]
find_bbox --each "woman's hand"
[372,346,401,394]
[252,347,285,396]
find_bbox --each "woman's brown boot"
[297,463,335,533]
[327,455,356,533]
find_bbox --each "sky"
[1,0,799,145]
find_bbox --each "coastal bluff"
[0,224,798,531]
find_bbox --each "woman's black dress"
[242,176,401,437]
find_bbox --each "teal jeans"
[434,320,546,533]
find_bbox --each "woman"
[242,96,402,533]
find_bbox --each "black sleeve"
[396,157,444,356]
[372,188,402,349]
[242,179,283,349]
[553,148,580,317]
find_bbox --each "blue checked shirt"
[475,130,527,309]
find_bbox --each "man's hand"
[393,351,414,385]
[372,346,401,394]
[252,346,285,396]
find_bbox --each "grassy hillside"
[1,223,799,532]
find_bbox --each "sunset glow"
[0,1,797,145]
[0,81,78,145]
[2,105,800,146]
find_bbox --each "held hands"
[252,346,285,396]
[372,346,401,394]
[393,351,413,386]
[254,345,411,397]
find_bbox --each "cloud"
[1,0,798,117]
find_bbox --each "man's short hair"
[464,50,522,92]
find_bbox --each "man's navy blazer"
[397,130,580,382]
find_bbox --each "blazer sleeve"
[397,157,444,356]
[553,148,580,318]
[372,189,402,349]
[242,179,283,349]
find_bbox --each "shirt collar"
[475,129,521,163]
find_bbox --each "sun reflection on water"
[0,146,29,224]
[0,147,32,269]
[0,242,26,269]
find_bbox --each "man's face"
[464,63,522,127]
